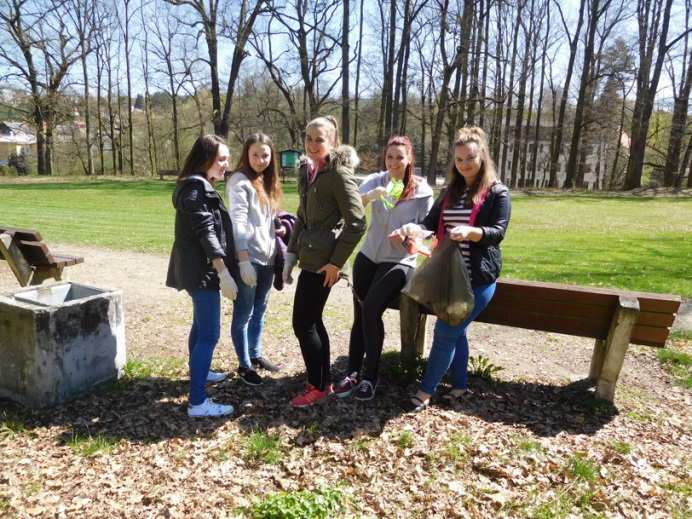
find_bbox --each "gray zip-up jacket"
[225,171,276,266]
[359,171,434,267]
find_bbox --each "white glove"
[283,252,298,285]
[238,260,257,287]
[362,186,387,204]
[400,223,424,238]
[218,268,238,300]
[450,224,473,241]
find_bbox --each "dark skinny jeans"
[348,252,413,383]
[292,270,333,391]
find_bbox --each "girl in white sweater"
[225,133,283,386]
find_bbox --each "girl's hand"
[388,229,405,245]
[317,263,341,287]
[450,224,481,242]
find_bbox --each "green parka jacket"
[287,145,366,273]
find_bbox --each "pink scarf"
[307,157,327,185]
[435,188,489,243]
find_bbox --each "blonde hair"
[305,115,341,149]
[447,126,498,205]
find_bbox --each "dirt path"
[0,245,690,517]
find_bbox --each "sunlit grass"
[1,179,689,296]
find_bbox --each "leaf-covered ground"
[1,246,690,518]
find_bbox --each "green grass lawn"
[1,178,690,297]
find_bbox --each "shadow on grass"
[0,354,617,444]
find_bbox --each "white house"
[0,121,36,165]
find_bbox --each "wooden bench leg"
[593,296,640,402]
[30,266,63,286]
[589,339,607,381]
[0,232,33,286]
[400,295,428,368]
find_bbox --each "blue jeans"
[420,282,496,395]
[231,262,274,369]
[187,288,221,406]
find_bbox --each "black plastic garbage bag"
[401,237,475,326]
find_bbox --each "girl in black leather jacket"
[394,127,511,411]
[166,134,238,418]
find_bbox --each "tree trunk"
[478,0,490,129]
[341,0,350,143]
[353,0,365,145]
[499,0,523,184]
[490,1,505,160]
[625,0,676,189]
[664,50,691,186]
[564,0,602,189]
[548,0,586,188]
[683,132,692,187]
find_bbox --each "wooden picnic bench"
[398,279,681,402]
[0,226,84,287]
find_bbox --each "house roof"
[0,121,36,145]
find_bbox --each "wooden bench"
[0,226,84,286]
[398,279,682,402]
[158,169,178,180]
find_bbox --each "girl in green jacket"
[283,116,366,407]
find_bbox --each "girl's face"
[305,126,333,163]
[454,142,482,183]
[205,144,230,182]
[248,143,272,175]
[385,144,410,180]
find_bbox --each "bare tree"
[624,0,688,189]
[547,0,586,188]
[341,0,350,142]
[68,0,97,176]
[664,1,691,187]
[115,0,136,175]
[352,0,365,145]
[166,0,267,137]
[426,0,465,184]
[0,0,82,175]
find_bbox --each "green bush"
[248,487,347,519]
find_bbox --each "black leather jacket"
[166,175,237,291]
[423,182,511,286]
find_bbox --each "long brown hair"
[178,134,226,182]
[235,132,282,211]
[446,126,498,206]
[384,135,417,203]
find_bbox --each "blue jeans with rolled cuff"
[231,262,274,369]
[420,282,496,395]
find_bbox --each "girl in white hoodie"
[334,135,433,400]
[226,133,283,386]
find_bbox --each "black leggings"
[292,270,333,391]
[348,252,412,383]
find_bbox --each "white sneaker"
[206,370,227,383]
[187,398,234,417]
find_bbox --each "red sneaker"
[290,384,332,408]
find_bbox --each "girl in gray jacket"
[225,133,283,386]
[333,135,433,400]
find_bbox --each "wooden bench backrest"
[477,279,681,347]
[0,226,43,242]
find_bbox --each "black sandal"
[405,394,429,413]
[440,388,471,405]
